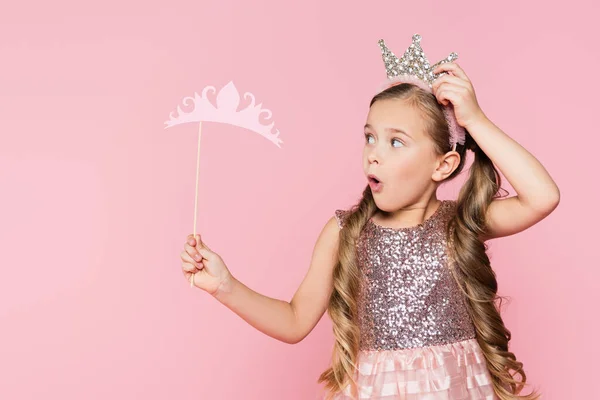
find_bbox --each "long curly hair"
[318,83,541,400]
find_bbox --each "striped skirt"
[328,338,498,400]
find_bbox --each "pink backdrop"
[1,1,597,399]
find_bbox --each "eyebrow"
[364,124,413,139]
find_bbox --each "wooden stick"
[194,121,202,238]
[191,121,202,288]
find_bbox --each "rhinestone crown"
[378,34,458,88]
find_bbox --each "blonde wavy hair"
[318,83,541,400]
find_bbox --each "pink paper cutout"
[165,81,283,148]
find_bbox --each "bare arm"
[213,216,340,344]
[431,62,560,242]
[465,116,560,241]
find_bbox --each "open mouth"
[368,174,381,184]
[367,174,383,191]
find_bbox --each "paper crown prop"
[165,81,283,148]
[165,81,282,287]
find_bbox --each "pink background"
[1,1,597,399]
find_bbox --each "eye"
[364,133,375,144]
[391,138,404,148]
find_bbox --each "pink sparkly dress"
[330,200,498,400]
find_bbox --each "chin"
[372,196,393,212]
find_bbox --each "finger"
[436,82,458,95]
[197,247,213,261]
[195,234,213,253]
[437,83,470,104]
[184,243,204,263]
[181,251,204,270]
[433,62,464,76]
[432,74,469,92]
[194,234,210,250]
[433,62,470,82]
[437,89,460,106]
[182,261,200,273]
[187,234,197,247]
[182,269,195,285]
[434,83,452,105]
[182,256,204,271]
[436,89,449,106]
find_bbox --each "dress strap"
[334,209,351,229]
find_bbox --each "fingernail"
[195,255,201,261]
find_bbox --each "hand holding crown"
[377,34,469,150]
[431,62,487,131]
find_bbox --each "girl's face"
[363,98,440,212]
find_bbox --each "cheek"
[389,152,426,182]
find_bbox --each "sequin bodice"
[335,200,476,351]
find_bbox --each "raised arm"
[212,215,340,344]
[431,62,560,242]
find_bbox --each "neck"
[375,196,441,228]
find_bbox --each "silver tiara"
[376,34,466,150]
[378,34,458,88]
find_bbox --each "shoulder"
[312,214,343,255]
[445,199,458,207]
[334,209,352,229]
[437,200,459,229]
[442,199,458,215]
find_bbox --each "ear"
[432,151,461,182]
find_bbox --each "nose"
[367,147,379,164]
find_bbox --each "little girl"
[180,35,559,400]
